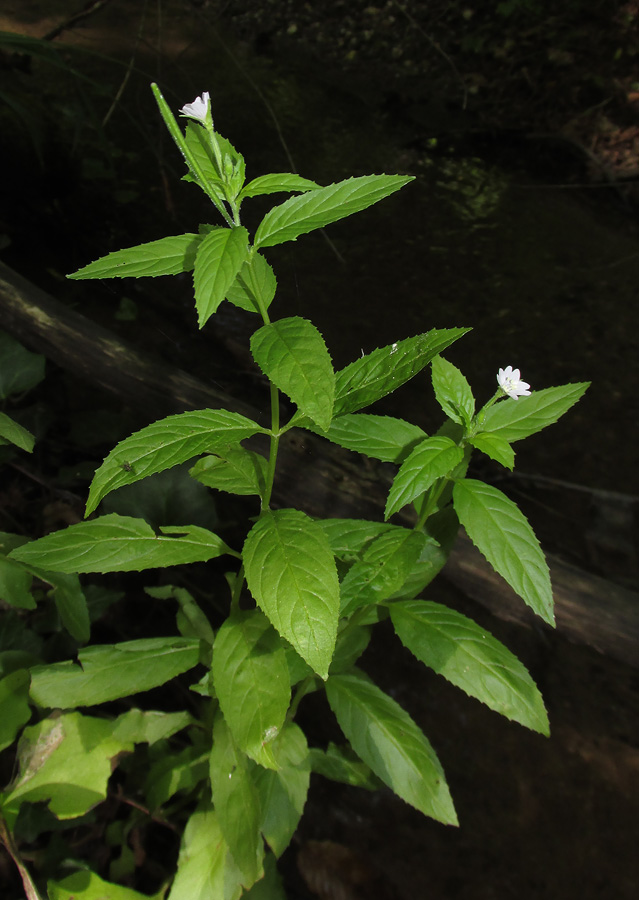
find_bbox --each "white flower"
[497,365,531,400]
[179,91,211,123]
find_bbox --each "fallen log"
[2,260,638,667]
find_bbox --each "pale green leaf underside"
[49,869,163,900]
[389,600,549,734]
[243,509,340,679]
[254,174,414,248]
[0,411,35,452]
[251,317,335,431]
[326,670,457,825]
[453,479,554,624]
[479,383,589,442]
[385,436,464,519]
[29,636,200,707]
[68,233,202,279]
[313,413,427,463]
[86,409,266,515]
[193,226,250,327]
[9,514,231,574]
[167,806,243,900]
[240,173,321,199]
[4,712,135,820]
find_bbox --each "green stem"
[414,478,449,531]
[262,381,280,510]
[151,83,234,227]
[230,563,245,615]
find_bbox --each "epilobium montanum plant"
[2,87,589,899]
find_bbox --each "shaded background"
[1,2,638,898]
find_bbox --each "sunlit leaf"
[326,670,457,825]
[313,413,426,463]
[86,409,266,515]
[212,610,291,768]
[389,600,549,733]
[385,436,464,519]
[9,515,232,574]
[193,226,250,327]
[240,173,321,199]
[478,383,589,442]
[251,317,334,430]
[29,636,200,708]
[254,174,413,248]
[243,510,339,679]
[68,234,202,279]
[453,479,554,624]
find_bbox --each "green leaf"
[29,637,200,708]
[386,537,449,601]
[145,584,216,645]
[251,317,335,431]
[317,518,395,563]
[254,174,413,248]
[326,670,457,825]
[0,669,31,753]
[431,355,475,426]
[309,742,381,790]
[86,409,266,515]
[9,514,232,574]
[313,413,427,463]
[453,479,554,624]
[468,432,515,470]
[2,712,135,821]
[330,623,371,674]
[243,510,340,679]
[111,708,193,745]
[385,436,464,519]
[49,869,163,900]
[240,173,321,199]
[210,713,264,888]
[190,446,268,498]
[0,557,34,609]
[0,332,45,400]
[193,226,250,327]
[212,610,291,769]
[478,383,589,442]
[145,745,208,810]
[167,805,243,900]
[339,529,431,616]
[0,411,35,452]
[183,121,225,185]
[333,329,469,418]
[242,853,286,900]
[46,572,91,643]
[226,253,277,314]
[389,600,549,734]
[253,723,310,858]
[67,234,202,280]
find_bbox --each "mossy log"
[2,260,638,668]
